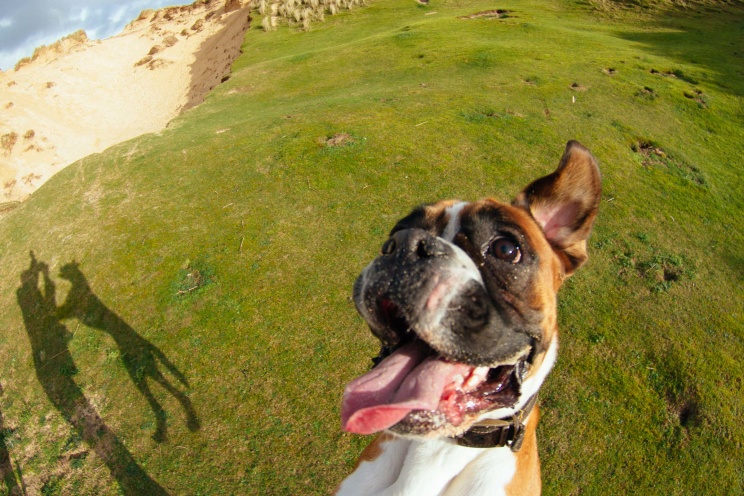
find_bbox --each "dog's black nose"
[381,237,397,255]
[381,229,446,259]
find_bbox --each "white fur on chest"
[336,437,518,496]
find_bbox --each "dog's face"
[342,141,601,439]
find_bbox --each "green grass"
[1,0,743,493]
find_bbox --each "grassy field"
[1,0,743,494]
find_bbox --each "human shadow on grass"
[0,383,26,496]
[17,252,169,496]
[56,261,200,443]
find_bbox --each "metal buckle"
[508,414,526,452]
[454,394,537,450]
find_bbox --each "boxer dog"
[337,141,601,495]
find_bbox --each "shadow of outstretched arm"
[57,261,200,442]
[17,252,169,495]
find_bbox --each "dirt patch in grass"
[632,139,667,166]
[322,133,353,147]
[674,398,700,428]
[636,253,688,293]
[173,258,215,296]
[611,236,695,294]
[631,139,706,186]
[635,86,656,100]
[459,9,513,19]
[650,68,699,85]
[683,89,708,108]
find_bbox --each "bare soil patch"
[460,9,513,19]
[322,133,354,147]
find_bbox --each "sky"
[0,0,185,71]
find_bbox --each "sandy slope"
[0,0,251,204]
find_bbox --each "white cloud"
[0,0,180,71]
[108,6,129,25]
[69,8,90,24]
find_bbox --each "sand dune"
[0,0,251,204]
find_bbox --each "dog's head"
[342,141,601,439]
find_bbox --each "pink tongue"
[341,340,472,435]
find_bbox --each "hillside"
[0,0,742,494]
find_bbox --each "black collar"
[453,394,538,451]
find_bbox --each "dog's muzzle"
[343,229,535,437]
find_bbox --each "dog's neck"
[336,339,556,496]
[455,392,539,449]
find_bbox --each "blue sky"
[0,0,182,71]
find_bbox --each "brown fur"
[506,406,541,496]
[334,434,395,494]
[353,433,394,470]
[514,140,601,275]
[426,200,460,226]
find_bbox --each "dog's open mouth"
[342,298,529,436]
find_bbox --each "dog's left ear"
[513,140,601,276]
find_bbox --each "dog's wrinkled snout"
[382,229,446,260]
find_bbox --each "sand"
[0,0,252,204]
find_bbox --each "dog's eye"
[489,237,521,263]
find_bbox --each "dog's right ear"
[512,140,601,276]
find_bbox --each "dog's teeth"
[515,360,528,385]
[463,366,490,390]
[452,374,465,389]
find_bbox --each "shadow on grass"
[613,8,744,97]
[56,261,200,443]
[16,252,170,495]
[0,383,25,496]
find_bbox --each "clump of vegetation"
[163,35,179,47]
[14,30,88,71]
[172,259,216,296]
[192,18,205,31]
[134,56,153,67]
[256,0,369,31]
[1,132,18,154]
